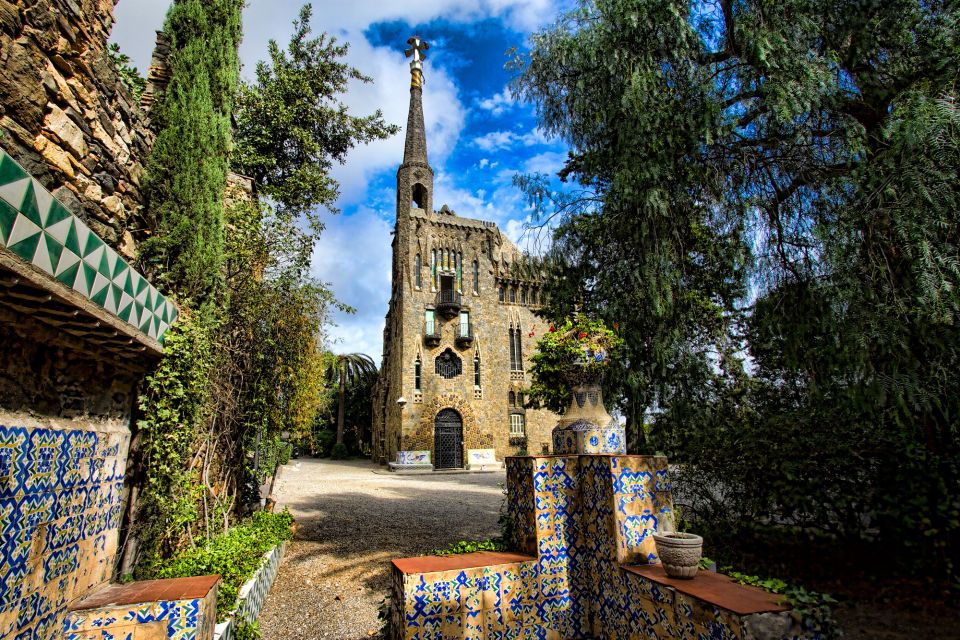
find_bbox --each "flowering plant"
[527,315,623,412]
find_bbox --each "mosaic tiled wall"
[396,454,819,640]
[0,423,129,639]
[0,150,177,344]
[63,590,218,640]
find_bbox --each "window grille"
[510,413,525,436]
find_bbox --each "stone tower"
[371,37,559,469]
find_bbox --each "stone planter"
[653,532,703,579]
[213,541,287,640]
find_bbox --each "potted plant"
[653,507,703,579]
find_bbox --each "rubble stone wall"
[0,0,153,259]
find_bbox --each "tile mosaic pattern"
[0,150,178,344]
[396,451,432,465]
[0,423,129,639]
[63,590,217,640]
[215,542,287,640]
[395,454,820,639]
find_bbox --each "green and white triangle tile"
[112,255,128,280]
[55,247,81,278]
[82,231,104,261]
[90,279,110,307]
[0,198,18,246]
[114,265,130,292]
[0,177,29,213]
[17,180,42,227]
[104,247,118,278]
[31,179,53,227]
[89,271,111,300]
[156,320,169,338]
[135,278,149,304]
[103,284,123,315]
[32,233,63,276]
[72,260,91,296]
[55,260,80,288]
[0,152,29,187]
[127,303,139,328]
[7,214,42,262]
[152,315,162,338]
[96,248,112,278]
[118,292,134,318]
[139,310,153,335]
[69,220,90,258]
[43,199,72,230]
[83,244,105,270]
[45,215,73,246]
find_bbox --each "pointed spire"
[402,36,430,167]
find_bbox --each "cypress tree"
[140,0,243,304]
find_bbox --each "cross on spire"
[405,36,430,87]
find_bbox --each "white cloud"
[310,207,393,358]
[478,158,490,168]
[523,150,566,175]
[476,87,516,116]
[473,127,552,151]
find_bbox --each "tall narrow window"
[431,250,437,289]
[509,287,516,303]
[531,289,537,305]
[474,353,481,387]
[415,356,422,390]
[425,309,436,336]
[512,325,523,371]
[472,260,479,294]
[415,254,422,289]
[510,413,526,436]
[509,391,516,407]
[521,288,527,305]
[457,252,463,291]
[459,311,470,336]
[498,287,505,303]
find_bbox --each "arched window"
[521,288,527,305]
[412,183,427,209]
[509,287,516,303]
[415,254,422,289]
[472,260,479,294]
[474,353,481,387]
[415,356,422,390]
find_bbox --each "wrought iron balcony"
[435,289,462,318]
[424,320,440,346]
[454,322,474,345]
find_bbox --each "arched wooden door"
[434,408,464,469]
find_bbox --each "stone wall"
[0,0,153,259]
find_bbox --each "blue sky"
[111,0,570,359]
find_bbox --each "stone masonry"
[0,0,153,259]
[372,38,559,467]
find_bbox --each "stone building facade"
[372,38,558,468]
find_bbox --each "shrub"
[156,509,294,620]
[330,442,349,460]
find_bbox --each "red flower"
[613,322,620,331]
[578,331,587,340]
[549,325,556,332]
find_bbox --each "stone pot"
[653,532,703,579]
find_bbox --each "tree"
[515,0,960,576]
[232,3,399,223]
[139,0,243,303]
[325,353,378,446]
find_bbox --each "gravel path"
[258,458,505,640]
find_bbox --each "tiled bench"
[63,575,219,640]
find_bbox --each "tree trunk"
[336,366,346,445]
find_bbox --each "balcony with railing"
[424,320,440,346]
[455,322,474,346]
[435,289,462,318]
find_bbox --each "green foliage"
[156,510,294,621]
[139,0,243,303]
[377,596,393,640]
[234,621,262,640]
[724,569,840,639]
[527,316,624,413]
[517,0,960,581]
[134,310,217,573]
[232,3,399,221]
[325,352,378,446]
[330,442,349,460]
[314,429,336,457]
[432,540,508,556]
[107,43,146,99]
